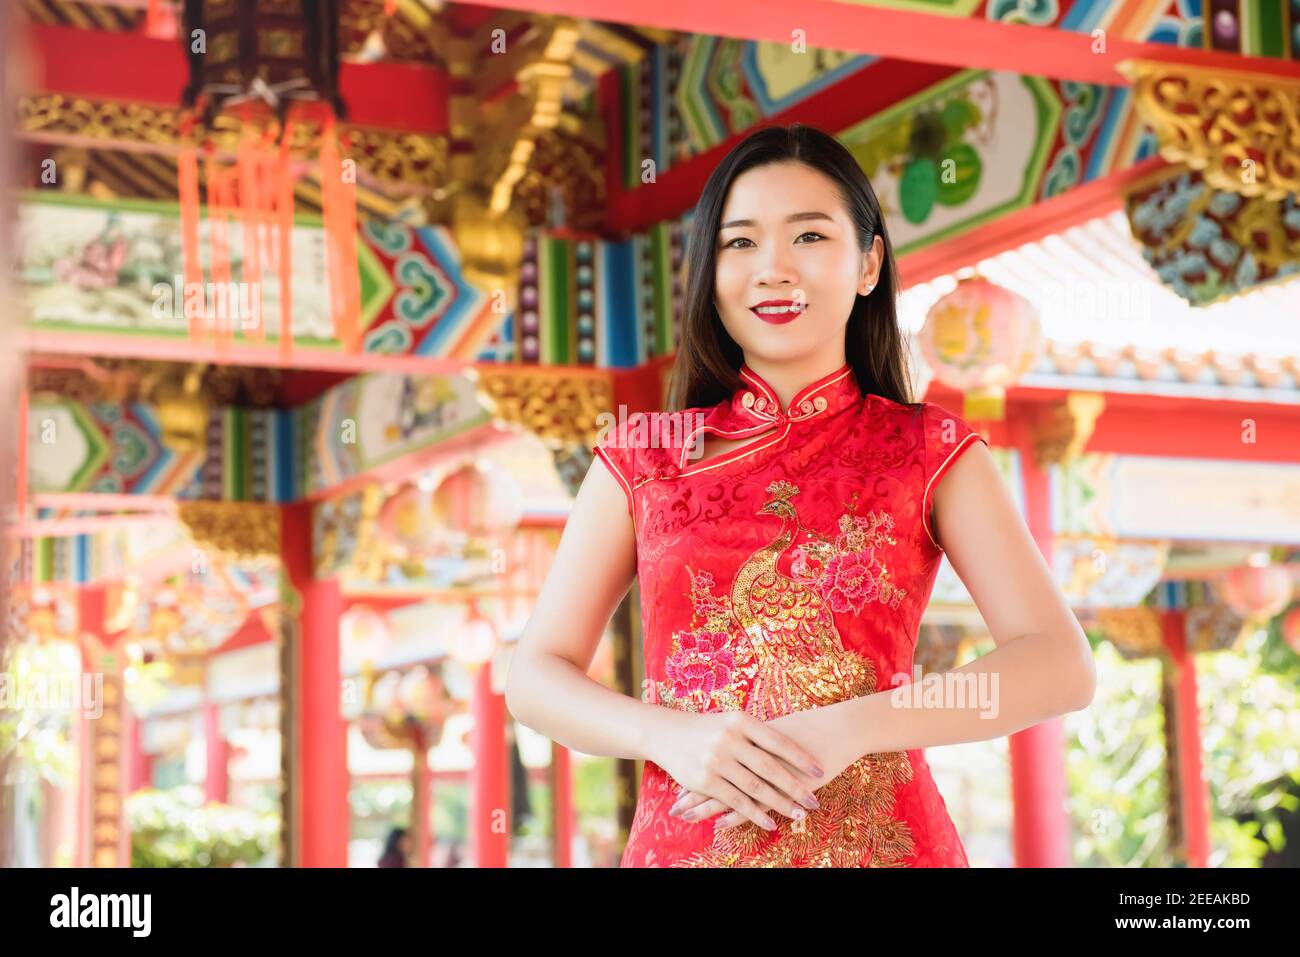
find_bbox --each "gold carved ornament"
[177,501,282,560]
[18,94,447,191]
[1116,60,1300,201]
[1029,392,1106,469]
[1091,607,1164,660]
[471,367,615,448]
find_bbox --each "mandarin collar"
[728,362,862,424]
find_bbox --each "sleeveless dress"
[592,362,987,867]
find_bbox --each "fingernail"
[761,817,776,831]
[668,804,681,817]
[681,809,696,820]
[803,792,820,810]
[809,765,824,778]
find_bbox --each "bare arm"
[503,456,657,761]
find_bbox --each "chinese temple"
[4,0,1299,868]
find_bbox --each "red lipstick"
[749,299,807,325]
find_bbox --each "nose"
[754,244,799,288]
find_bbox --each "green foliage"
[1066,631,1300,867]
[0,644,78,789]
[1196,627,1300,865]
[1065,642,1171,866]
[573,756,617,825]
[127,786,277,868]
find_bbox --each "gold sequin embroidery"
[655,480,915,867]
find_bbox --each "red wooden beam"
[19,326,478,375]
[27,23,449,134]
[474,0,1300,85]
[925,381,1300,463]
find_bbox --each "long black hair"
[377,826,407,867]
[666,123,916,412]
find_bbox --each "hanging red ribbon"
[318,116,362,353]
[175,103,359,357]
[236,132,265,344]
[277,119,297,361]
[177,115,204,343]
[205,156,233,354]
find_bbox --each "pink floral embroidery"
[820,550,890,613]
[663,631,736,700]
[797,510,907,612]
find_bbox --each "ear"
[857,258,875,296]
[858,236,882,296]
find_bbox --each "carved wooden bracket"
[177,501,282,559]
[1117,59,1300,201]
[1028,391,1106,469]
[472,366,615,448]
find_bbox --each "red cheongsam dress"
[592,362,987,867]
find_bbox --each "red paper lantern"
[1221,564,1293,623]
[431,461,524,538]
[918,274,1043,420]
[377,483,438,555]
[448,604,498,667]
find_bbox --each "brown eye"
[722,237,754,249]
[795,232,826,243]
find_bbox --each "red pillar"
[551,741,572,868]
[77,585,130,868]
[281,502,349,867]
[1006,418,1072,867]
[123,707,153,794]
[202,701,230,805]
[1161,609,1211,867]
[410,726,433,867]
[421,758,435,868]
[471,661,509,867]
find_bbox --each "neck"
[743,353,848,409]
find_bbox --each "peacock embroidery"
[655,479,916,867]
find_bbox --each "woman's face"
[713,160,882,368]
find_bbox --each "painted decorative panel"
[1054,452,1300,542]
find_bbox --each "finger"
[681,781,789,825]
[668,791,711,816]
[678,798,729,821]
[736,742,822,813]
[731,743,817,818]
[711,776,776,831]
[741,716,826,781]
[681,789,779,823]
[716,810,745,830]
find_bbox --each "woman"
[377,827,409,868]
[506,124,1095,867]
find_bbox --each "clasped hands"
[653,706,850,832]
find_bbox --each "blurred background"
[2,0,1299,868]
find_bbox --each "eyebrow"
[718,211,835,230]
